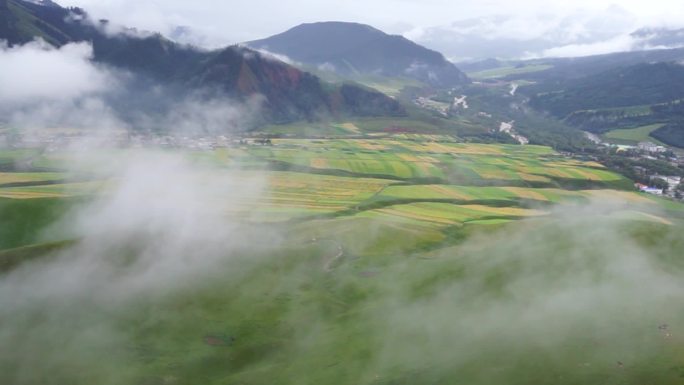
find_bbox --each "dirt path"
[311,239,345,272]
[324,243,344,272]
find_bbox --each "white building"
[638,141,667,153]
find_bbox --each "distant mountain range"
[0,0,405,125]
[246,22,469,88]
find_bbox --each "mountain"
[246,22,469,88]
[0,0,405,124]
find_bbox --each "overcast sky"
[59,0,684,59]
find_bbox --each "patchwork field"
[0,138,670,233]
[245,139,631,190]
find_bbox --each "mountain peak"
[247,21,469,87]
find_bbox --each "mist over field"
[1,191,683,384]
[0,150,274,383]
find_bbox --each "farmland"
[1,136,684,385]
[0,137,669,235]
[0,137,639,224]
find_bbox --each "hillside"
[529,62,684,117]
[0,0,405,124]
[526,62,684,147]
[246,21,469,87]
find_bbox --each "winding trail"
[324,244,344,272]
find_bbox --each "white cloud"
[0,40,114,103]
[536,34,640,58]
[250,47,301,66]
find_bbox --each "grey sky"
[59,0,684,59]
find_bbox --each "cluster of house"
[586,136,670,156]
[635,175,682,197]
[635,183,664,195]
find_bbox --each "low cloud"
[407,6,643,60]
[535,34,640,58]
[249,46,301,67]
[0,40,263,136]
[0,150,273,383]
[356,200,683,381]
[0,40,115,104]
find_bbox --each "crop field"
[0,140,655,220]
[243,139,630,190]
[376,184,584,203]
[2,137,684,385]
[0,181,108,199]
[358,202,546,226]
[0,172,65,185]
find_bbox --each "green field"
[467,64,554,80]
[1,137,684,385]
[356,76,425,97]
[604,124,667,145]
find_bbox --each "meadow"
[1,136,683,385]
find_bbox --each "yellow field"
[0,172,64,185]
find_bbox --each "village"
[581,133,684,200]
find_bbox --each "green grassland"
[1,137,684,385]
[355,76,425,97]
